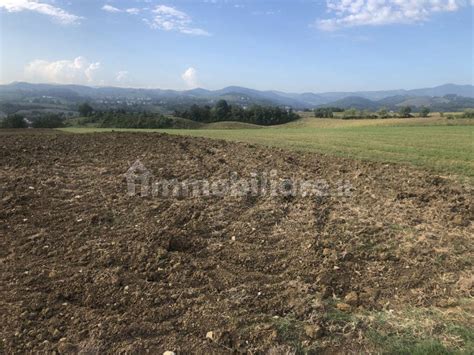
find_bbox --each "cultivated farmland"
[1,128,472,353]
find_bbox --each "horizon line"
[1,81,473,96]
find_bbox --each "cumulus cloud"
[0,0,82,24]
[102,4,121,13]
[147,5,210,36]
[102,4,140,15]
[181,67,199,88]
[24,57,101,84]
[115,70,129,82]
[125,7,140,15]
[316,0,471,31]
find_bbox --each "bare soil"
[1,130,472,353]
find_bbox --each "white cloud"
[147,5,210,36]
[181,67,199,88]
[251,9,280,16]
[115,70,129,82]
[102,4,139,15]
[24,57,101,84]
[179,27,210,36]
[100,3,209,35]
[126,7,140,15]
[102,4,121,13]
[316,0,471,31]
[0,0,82,24]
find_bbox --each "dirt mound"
[1,131,472,353]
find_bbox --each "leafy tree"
[214,100,231,121]
[32,114,65,128]
[377,108,389,118]
[174,102,299,126]
[419,107,430,117]
[462,109,474,118]
[78,102,94,117]
[314,108,334,118]
[342,108,359,119]
[399,106,412,118]
[189,104,204,122]
[362,109,377,118]
[231,105,245,121]
[98,111,172,128]
[1,114,27,128]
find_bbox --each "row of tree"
[175,100,300,125]
[0,110,174,129]
[0,114,66,128]
[315,106,431,119]
[95,111,173,129]
[313,107,344,118]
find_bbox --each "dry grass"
[364,299,474,353]
[284,113,473,129]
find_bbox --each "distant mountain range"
[0,82,473,112]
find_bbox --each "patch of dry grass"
[364,299,474,353]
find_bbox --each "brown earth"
[0,130,472,353]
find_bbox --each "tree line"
[2,103,471,129]
[0,113,66,128]
[315,106,431,119]
[90,110,173,129]
[174,100,300,125]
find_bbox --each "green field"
[60,116,474,179]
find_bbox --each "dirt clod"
[206,331,215,341]
[57,339,77,354]
[336,303,352,312]
[344,291,359,306]
[304,324,323,339]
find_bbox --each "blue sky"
[0,0,473,92]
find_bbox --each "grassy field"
[60,116,474,179]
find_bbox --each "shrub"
[462,109,474,118]
[32,114,65,128]
[78,103,94,117]
[342,108,360,119]
[1,114,27,128]
[377,108,389,119]
[399,106,412,118]
[419,107,430,117]
[314,108,334,118]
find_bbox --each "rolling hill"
[320,94,474,111]
[0,82,472,113]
